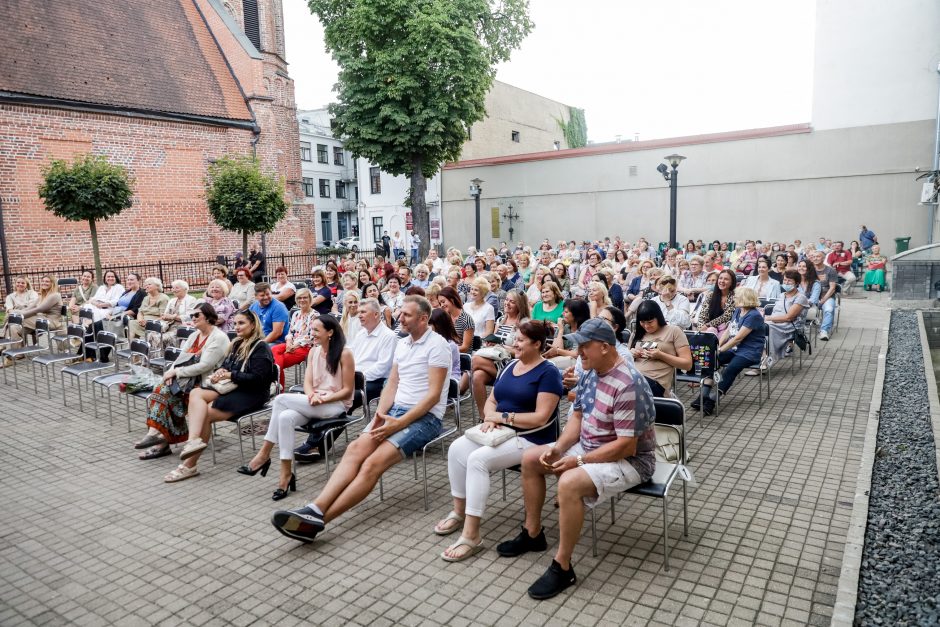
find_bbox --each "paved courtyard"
[0,294,888,626]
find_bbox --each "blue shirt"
[730,308,765,362]
[859,229,877,250]
[250,299,289,344]
[493,360,564,445]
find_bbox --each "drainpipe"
[251,127,267,259]
[0,197,10,293]
[931,63,940,244]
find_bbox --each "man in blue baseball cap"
[498,317,656,600]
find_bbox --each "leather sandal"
[164,464,199,483]
[441,536,485,562]
[433,511,465,536]
[134,433,167,450]
[139,444,171,460]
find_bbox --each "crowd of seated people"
[0,231,879,599]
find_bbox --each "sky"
[283,0,816,142]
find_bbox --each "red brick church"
[0,0,315,272]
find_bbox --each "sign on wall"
[406,211,413,230]
[491,206,500,238]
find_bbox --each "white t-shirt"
[462,301,496,337]
[393,327,452,418]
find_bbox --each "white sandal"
[164,464,199,483]
[433,511,465,536]
[179,438,207,461]
[441,536,485,562]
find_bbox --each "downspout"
[252,129,266,259]
[0,197,11,294]
[931,63,940,245]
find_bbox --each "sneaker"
[179,438,207,461]
[527,560,577,600]
[743,369,760,377]
[702,399,715,416]
[496,525,548,557]
[820,330,830,341]
[293,442,321,464]
[271,506,325,543]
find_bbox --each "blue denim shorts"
[384,404,442,458]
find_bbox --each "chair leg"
[662,495,671,572]
[422,448,429,511]
[249,416,257,451]
[237,420,246,465]
[210,424,217,465]
[76,376,84,412]
[682,481,689,537]
[106,388,114,427]
[591,507,598,558]
[502,469,507,501]
[45,366,52,400]
[379,475,384,501]
[610,495,616,525]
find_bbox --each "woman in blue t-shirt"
[434,321,563,562]
[701,286,766,415]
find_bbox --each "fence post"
[158,260,165,286]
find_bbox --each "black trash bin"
[894,237,912,254]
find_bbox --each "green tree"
[205,155,289,257]
[308,0,533,257]
[38,154,134,283]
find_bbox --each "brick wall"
[0,103,315,272]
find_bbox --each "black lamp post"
[470,178,483,250]
[657,154,686,249]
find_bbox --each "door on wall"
[338,212,349,240]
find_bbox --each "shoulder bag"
[208,340,260,395]
[463,360,551,447]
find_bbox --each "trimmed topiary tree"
[205,155,289,257]
[38,154,135,283]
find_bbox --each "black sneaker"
[527,559,576,600]
[702,398,715,416]
[496,525,547,557]
[293,442,322,464]
[271,506,324,543]
[690,398,701,411]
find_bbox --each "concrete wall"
[441,120,934,251]
[812,0,940,130]
[462,80,572,160]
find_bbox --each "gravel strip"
[855,310,940,624]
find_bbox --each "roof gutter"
[0,92,257,130]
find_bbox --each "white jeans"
[264,393,346,460]
[447,434,536,517]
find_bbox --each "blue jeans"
[820,298,836,333]
[410,249,419,264]
[717,351,757,394]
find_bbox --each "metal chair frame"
[92,339,151,430]
[31,322,85,398]
[61,330,117,412]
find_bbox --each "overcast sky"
[283,0,816,142]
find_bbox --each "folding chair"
[92,339,151,430]
[4,317,54,390]
[590,397,689,571]
[32,322,84,398]
[150,345,182,374]
[61,330,118,412]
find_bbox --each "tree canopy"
[205,155,289,256]
[308,0,533,255]
[38,154,134,282]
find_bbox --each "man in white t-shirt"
[272,295,451,543]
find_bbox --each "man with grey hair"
[273,295,451,543]
[294,297,398,462]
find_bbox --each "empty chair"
[92,339,151,430]
[5,317,55,390]
[61,330,118,411]
[32,323,85,398]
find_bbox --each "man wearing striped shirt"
[497,318,656,600]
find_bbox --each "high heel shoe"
[236,458,271,477]
[272,473,296,501]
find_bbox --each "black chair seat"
[294,414,351,435]
[288,384,304,394]
[63,361,112,376]
[93,373,128,387]
[5,345,47,359]
[33,351,79,366]
[627,481,667,498]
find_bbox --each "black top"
[221,339,275,392]
[122,289,146,317]
[249,251,266,274]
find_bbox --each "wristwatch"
[501,411,510,424]
[576,455,584,467]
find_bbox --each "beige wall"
[461,80,571,160]
[441,120,934,251]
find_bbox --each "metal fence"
[0,249,379,302]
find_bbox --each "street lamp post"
[657,154,686,249]
[357,201,366,247]
[469,178,483,250]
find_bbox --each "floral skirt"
[146,383,189,444]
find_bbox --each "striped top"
[574,357,657,480]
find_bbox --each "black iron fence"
[0,249,379,303]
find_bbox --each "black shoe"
[272,473,296,501]
[496,525,547,557]
[271,506,323,543]
[527,560,576,600]
[702,398,715,416]
[690,398,701,411]
[236,458,271,477]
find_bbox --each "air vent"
[629,166,638,176]
[243,0,261,49]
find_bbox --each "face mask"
[704,284,715,292]
[782,283,796,292]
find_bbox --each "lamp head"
[469,178,483,197]
[656,163,670,180]
[664,154,686,168]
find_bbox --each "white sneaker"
[819,330,830,341]
[743,369,760,377]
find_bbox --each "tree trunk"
[242,231,249,259]
[88,219,103,284]
[410,157,430,260]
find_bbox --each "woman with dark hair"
[362,282,393,327]
[271,266,296,310]
[769,253,788,283]
[239,314,354,499]
[134,302,230,460]
[544,298,590,370]
[377,262,397,291]
[324,261,341,297]
[438,286,474,353]
[629,301,692,397]
[597,305,630,349]
[429,308,464,389]
[87,271,144,362]
[357,269,373,290]
[166,309,274,482]
[435,320,562,562]
[697,269,737,334]
[797,260,821,305]
[309,268,333,315]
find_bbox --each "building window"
[300,141,312,162]
[319,179,330,197]
[369,167,381,194]
[320,212,332,243]
[511,130,520,143]
[372,217,383,243]
[333,147,344,166]
[335,181,346,199]
[302,177,314,197]
[317,144,328,163]
[301,117,309,124]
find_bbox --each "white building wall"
[356,161,442,252]
[441,120,934,251]
[812,0,940,130]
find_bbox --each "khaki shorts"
[561,441,643,508]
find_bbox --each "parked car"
[337,237,360,252]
